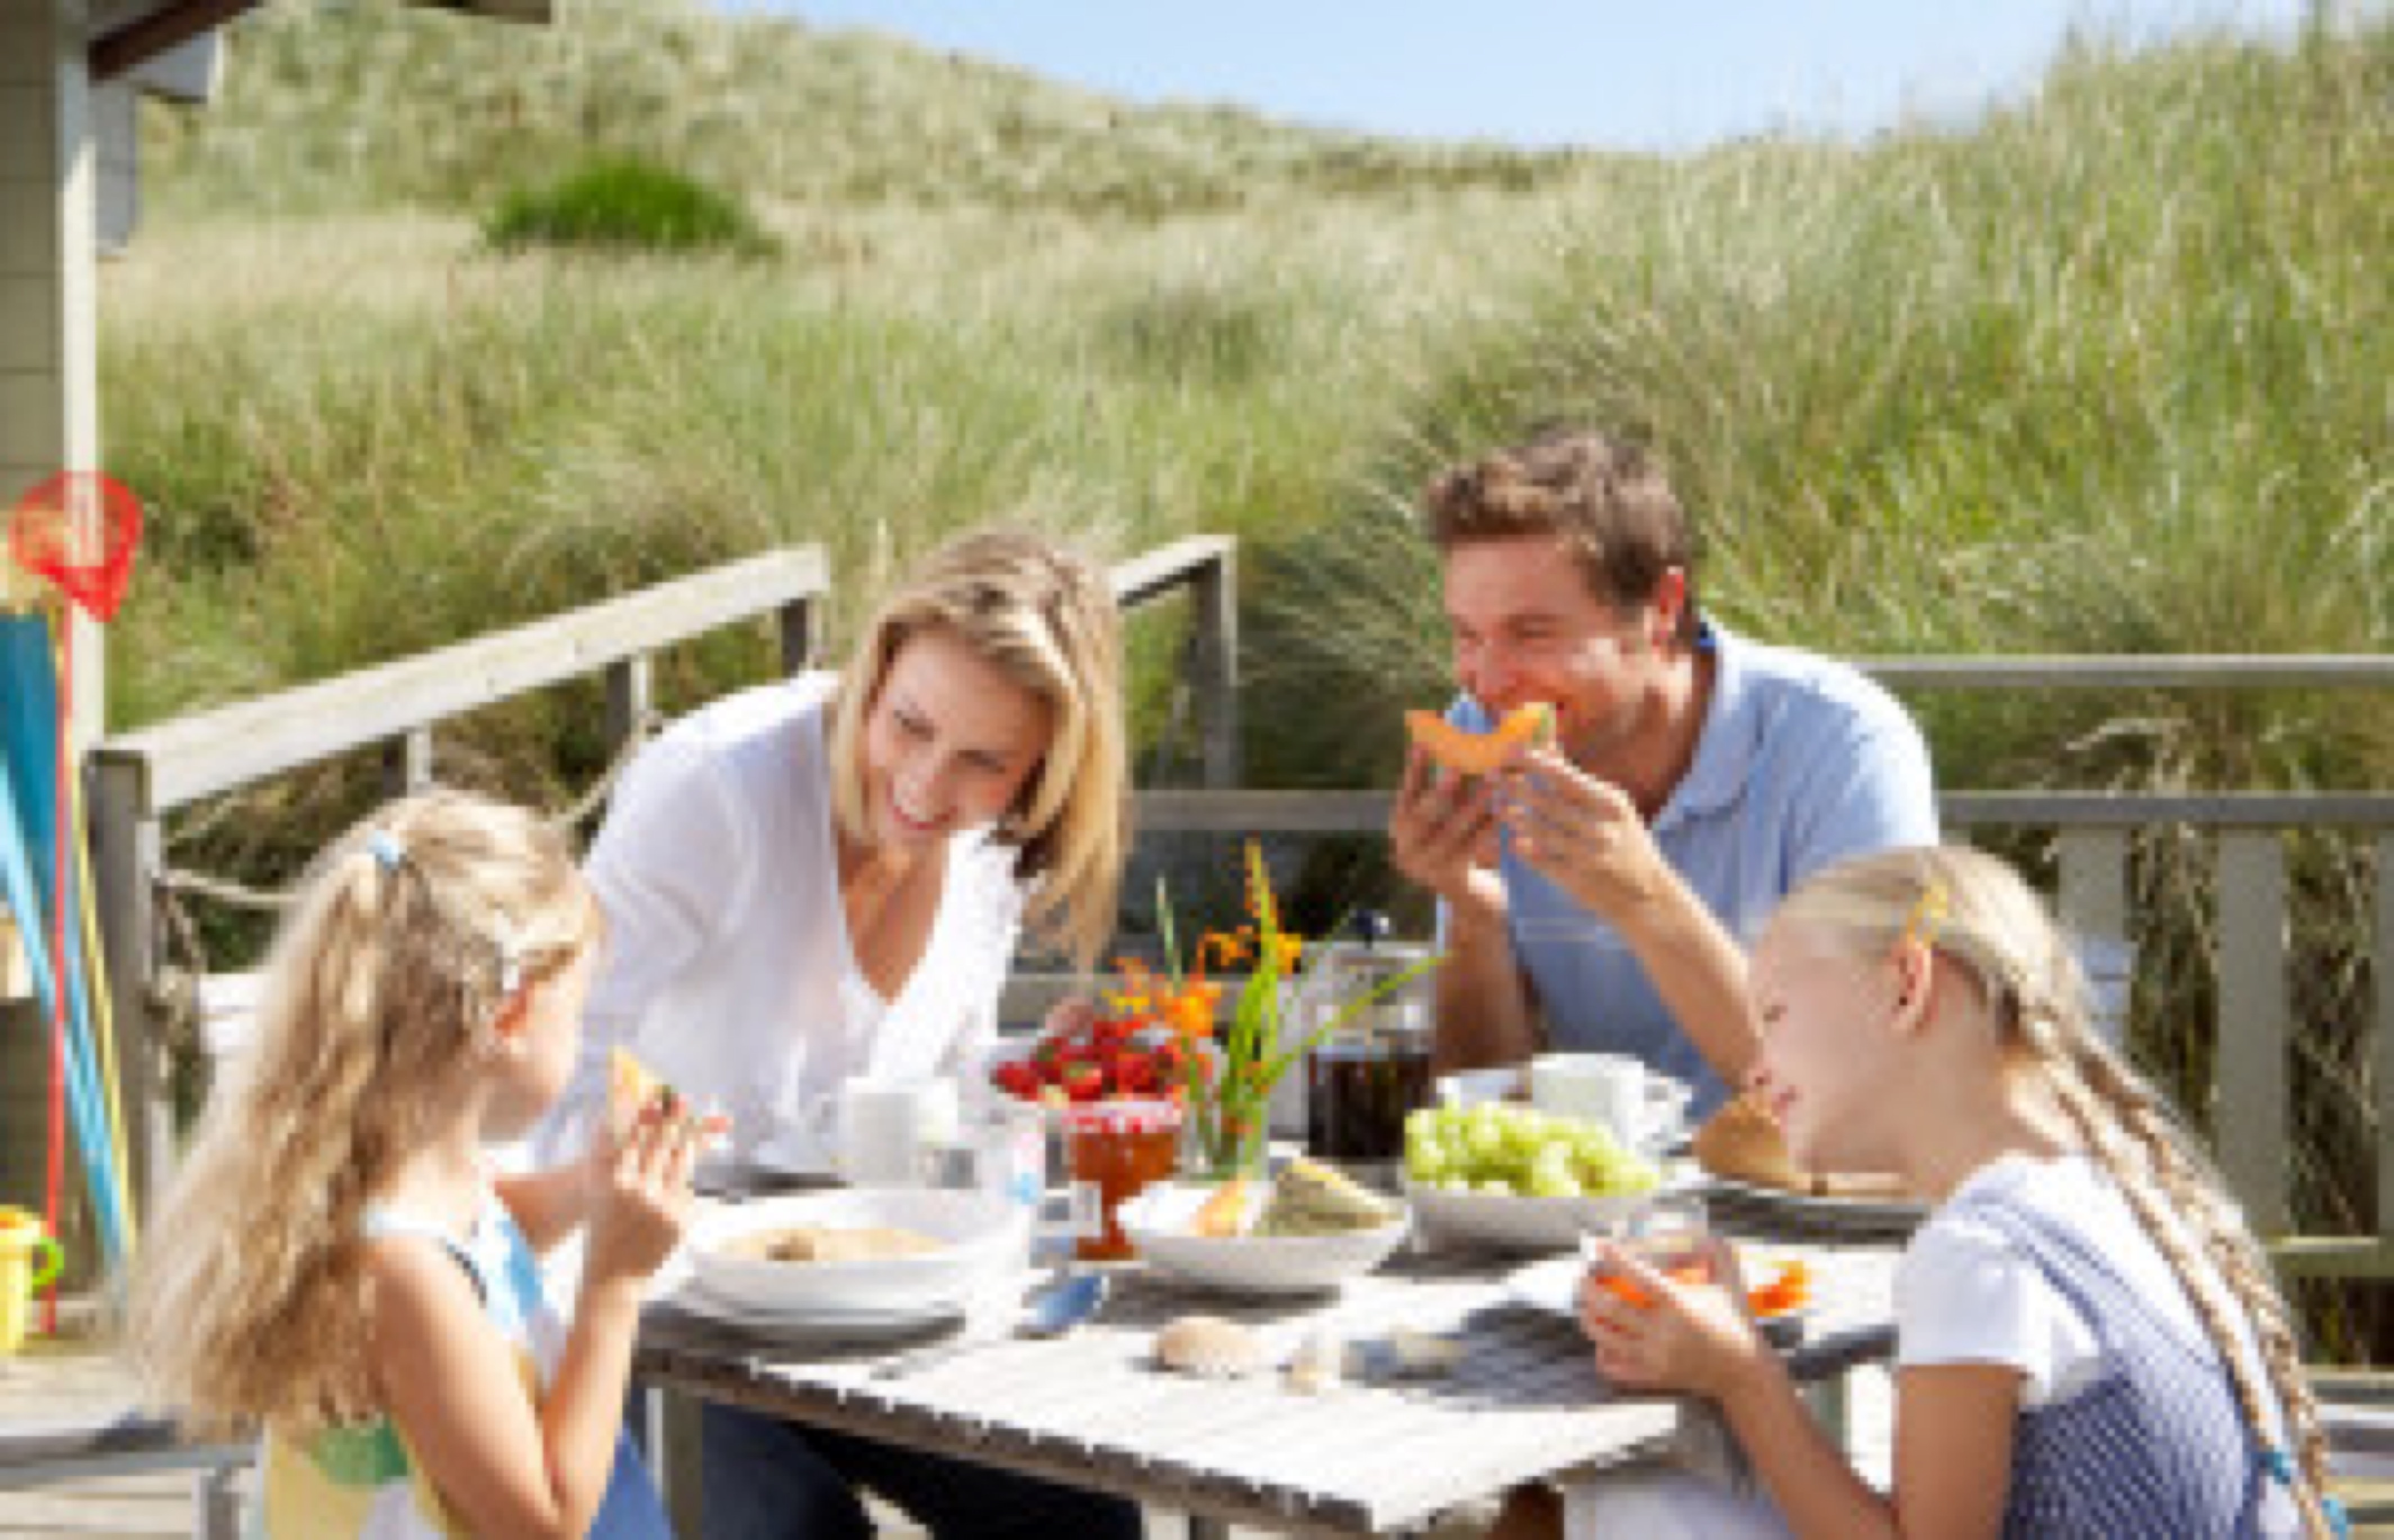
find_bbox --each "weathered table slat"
[639,1236,1898,1536]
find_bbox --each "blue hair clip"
[365,830,406,871]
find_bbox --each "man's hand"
[1495,748,1673,922]
[1390,746,1506,920]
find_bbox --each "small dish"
[1119,1182,1410,1296]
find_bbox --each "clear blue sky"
[716,1,2306,150]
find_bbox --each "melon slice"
[1405,702,1556,776]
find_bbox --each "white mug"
[805,1076,961,1186]
[1528,1053,1690,1149]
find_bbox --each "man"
[1389,427,1937,1114]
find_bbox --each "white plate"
[687,1188,1024,1317]
[662,1277,965,1341]
[1505,1254,1808,1347]
[1404,1173,1680,1253]
[1118,1182,1410,1296]
[1698,1175,1927,1241]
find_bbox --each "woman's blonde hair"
[1776,844,2336,1537]
[826,528,1127,968]
[126,789,594,1438]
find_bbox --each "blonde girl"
[1569,844,2343,1539]
[129,790,703,1539]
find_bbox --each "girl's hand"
[580,1101,700,1294]
[1577,1236,1771,1402]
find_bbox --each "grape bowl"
[1402,1100,1682,1252]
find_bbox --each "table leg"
[1186,1516,1233,1540]
[640,1384,705,1536]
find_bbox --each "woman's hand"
[580,1101,700,1294]
[1577,1236,1771,1402]
[1040,994,1102,1046]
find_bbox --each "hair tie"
[1898,879,1950,953]
[365,830,407,872]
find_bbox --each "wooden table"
[636,1232,1898,1538]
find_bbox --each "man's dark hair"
[1423,427,1702,643]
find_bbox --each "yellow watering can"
[0,1205,64,1353]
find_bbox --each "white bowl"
[1404,1174,1675,1253]
[686,1188,1023,1317]
[1118,1181,1410,1295]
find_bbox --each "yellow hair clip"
[1898,880,1951,953]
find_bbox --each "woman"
[536,527,1138,1540]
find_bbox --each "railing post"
[87,755,170,1223]
[2216,831,2291,1235]
[382,730,433,798]
[2058,829,2134,1046]
[606,654,654,754]
[2377,834,2394,1250]
[1190,544,1240,789]
[779,595,819,677]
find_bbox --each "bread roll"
[1693,1094,1811,1191]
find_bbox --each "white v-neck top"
[529,674,1024,1171]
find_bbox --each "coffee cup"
[1528,1053,1690,1149]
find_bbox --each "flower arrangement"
[1121,843,1442,1179]
[987,844,1442,1176]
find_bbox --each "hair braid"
[2036,1019,2336,1537]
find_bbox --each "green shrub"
[483,157,774,255]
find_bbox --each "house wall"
[0,0,105,749]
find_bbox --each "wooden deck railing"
[85,534,1239,1217]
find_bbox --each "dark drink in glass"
[1305,1036,1432,1168]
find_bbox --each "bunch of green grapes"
[1403,1102,1662,1198]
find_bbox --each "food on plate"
[1154,1314,1267,1379]
[1693,1095,1909,1200]
[1405,1102,1660,1198]
[1405,701,1556,777]
[988,1015,1186,1105]
[1253,1158,1401,1236]
[1692,1092,1809,1191]
[726,1224,944,1264]
[1189,1177,1254,1238]
[1594,1251,1814,1318]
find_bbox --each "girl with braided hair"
[1555,843,2343,1538]
[128,789,705,1538]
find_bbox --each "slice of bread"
[1254,1158,1399,1236]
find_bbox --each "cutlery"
[874,1269,1108,1378]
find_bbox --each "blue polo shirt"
[1449,622,1939,1115]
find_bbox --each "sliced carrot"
[1405,702,1556,776]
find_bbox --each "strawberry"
[1061,1063,1106,1102]
[991,1061,1041,1100]
[1115,1052,1161,1095]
